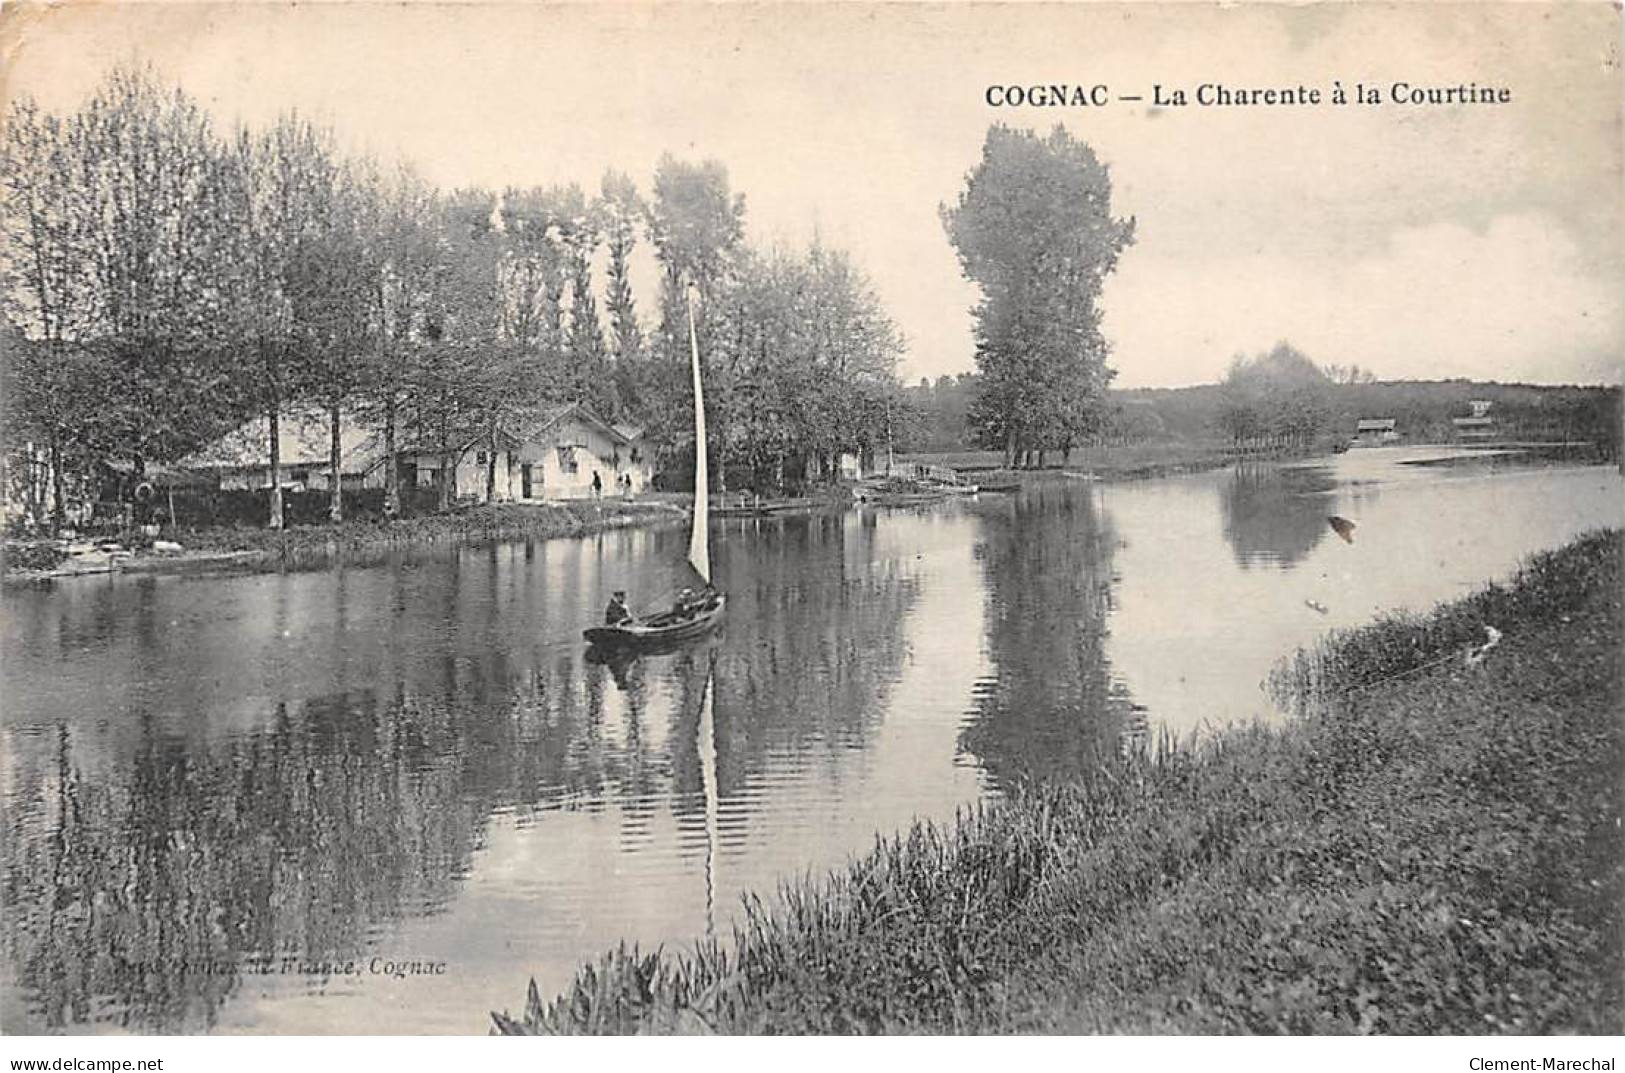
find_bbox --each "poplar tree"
[942,125,1135,467]
[598,171,645,357]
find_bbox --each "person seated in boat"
[604,591,633,626]
[672,587,701,619]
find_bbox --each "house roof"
[188,401,651,470]
[523,402,645,446]
[1355,419,1396,431]
[396,424,523,456]
[180,408,387,475]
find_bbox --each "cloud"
[6,3,1619,387]
[1104,212,1621,387]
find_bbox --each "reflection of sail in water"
[697,655,720,937]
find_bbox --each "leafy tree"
[429,190,517,507]
[942,125,1135,467]
[646,155,746,467]
[1,98,91,530]
[356,165,446,518]
[703,242,903,490]
[598,169,646,411]
[58,70,245,487]
[290,161,378,522]
[556,187,612,413]
[220,113,365,527]
[1218,342,1333,450]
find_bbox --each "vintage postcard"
[0,0,1620,1050]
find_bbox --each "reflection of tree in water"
[0,653,665,1032]
[1218,463,1338,569]
[1,510,919,1033]
[1,691,486,1033]
[960,484,1138,786]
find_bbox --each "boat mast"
[686,280,710,584]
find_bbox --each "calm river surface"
[2,448,1618,1033]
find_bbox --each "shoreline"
[2,500,690,585]
[914,439,1614,490]
[496,529,1622,1035]
[6,445,1611,584]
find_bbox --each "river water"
[1,449,1618,1033]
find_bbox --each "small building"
[1453,400,1496,441]
[399,402,653,503]
[189,402,655,506]
[179,408,388,491]
[1352,418,1399,446]
[513,403,652,501]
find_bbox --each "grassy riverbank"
[2,499,687,582]
[496,529,1622,1035]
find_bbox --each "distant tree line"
[0,67,904,533]
[905,347,1621,461]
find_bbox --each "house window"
[476,450,488,466]
[557,446,578,475]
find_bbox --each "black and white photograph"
[0,0,1620,1052]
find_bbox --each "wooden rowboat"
[582,592,727,648]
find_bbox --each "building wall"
[216,465,384,492]
[396,417,653,504]
[516,416,652,500]
[406,449,516,501]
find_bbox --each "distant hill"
[905,374,1621,458]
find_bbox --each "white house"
[1452,400,1496,441]
[400,402,653,503]
[513,403,652,501]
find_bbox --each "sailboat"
[583,282,726,649]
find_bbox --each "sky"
[3,2,1620,388]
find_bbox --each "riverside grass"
[495,529,1623,1035]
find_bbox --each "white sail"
[686,285,710,584]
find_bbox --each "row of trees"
[1214,343,1339,449]
[1,68,905,533]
